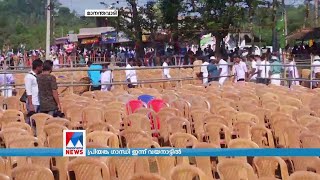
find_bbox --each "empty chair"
[148,99,167,113]
[11,165,54,180]
[138,94,155,104]
[108,157,137,180]
[0,174,9,180]
[30,113,53,138]
[129,173,165,180]
[253,157,289,180]
[288,171,320,180]
[170,164,209,180]
[217,159,258,180]
[193,142,218,180]
[126,100,145,114]
[68,157,110,180]
[86,131,119,148]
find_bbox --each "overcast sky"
[59,0,304,15]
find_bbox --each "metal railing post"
[70,60,74,93]
[310,55,314,89]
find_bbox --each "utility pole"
[272,0,278,52]
[45,0,51,60]
[283,0,288,45]
[315,0,319,27]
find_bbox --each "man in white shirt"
[288,56,300,87]
[200,58,210,84]
[24,59,43,117]
[218,57,229,86]
[125,58,138,88]
[248,54,260,81]
[101,64,113,91]
[232,55,248,83]
[52,56,59,69]
[163,57,171,79]
[257,54,270,85]
[312,55,320,88]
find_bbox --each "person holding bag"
[23,59,43,123]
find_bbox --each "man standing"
[207,56,219,83]
[125,58,138,88]
[87,61,103,91]
[101,64,113,91]
[312,55,320,88]
[258,54,270,85]
[270,56,283,86]
[163,57,171,79]
[232,55,248,83]
[24,59,43,116]
[218,56,229,86]
[288,56,300,87]
[200,57,210,84]
[248,54,260,82]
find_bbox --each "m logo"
[63,130,86,157]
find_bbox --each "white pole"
[45,0,51,60]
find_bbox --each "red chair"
[148,99,168,131]
[126,100,145,115]
[148,99,167,113]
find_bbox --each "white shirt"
[233,61,248,80]
[312,60,320,75]
[218,59,228,76]
[101,70,113,91]
[201,62,209,77]
[251,60,258,80]
[125,64,137,85]
[53,59,59,69]
[163,62,171,78]
[24,71,39,105]
[288,61,299,78]
[258,60,270,78]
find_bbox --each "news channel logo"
[63,130,86,157]
[85,9,118,17]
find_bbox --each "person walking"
[218,56,229,86]
[270,56,283,86]
[288,56,300,87]
[100,64,113,91]
[163,57,171,79]
[87,61,103,91]
[207,56,219,83]
[24,59,43,120]
[200,57,210,84]
[125,58,138,88]
[232,55,248,83]
[312,55,320,88]
[37,60,61,116]
[257,53,270,85]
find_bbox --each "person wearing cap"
[270,56,283,86]
[200,57,210,84]
[218,56,229,86]
[207,56,219,83]
[257,53,270,85]
[312,55,320,88]
[232,55,248,83]
[125,58,138,88]
[287,56,300,87]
